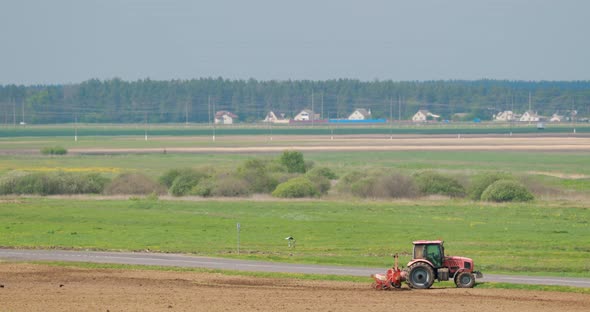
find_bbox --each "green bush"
[350,173,418,198]
[306,167,338,180]
[159,168,184,188]
[414,171,465,197]
[481,180,534,202]
[104,172,166,195]
[211,177,251,197]
[40,146,68,155]
[468,172,513,200]
[305,167,337,195]
[272,176,319,198]
[237,159,279,193]
[279,150,306,173]
[169,170,206,196]
[0,171,108,195]
[0,171,30,195]
[190,178,215,197]
[336,171,366,193]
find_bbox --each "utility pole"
[144,111,148,141]
[321,92,324,121]
[185,100,189,125]
[12,98,16,127]
[311,91,315,127]
[21,100,24,124]
[389,96,393,139]
[572,96,576,134]
[208,95,211,127]
[212,98,216,142]
[397,95,402,122]
[529,91,533,125]
[74,113,78,142]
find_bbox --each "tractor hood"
[444,256,474,271]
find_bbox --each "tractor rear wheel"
[454,272,475,288]
[407,262,435,289]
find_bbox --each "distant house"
[412,110,440,122]
[294,109,320,121]
[263,111,289,123]
[214,111,238,124]
[348,108,372,120]
[550,113,564,122]
[495,110,516,121]
[520,111,544,122]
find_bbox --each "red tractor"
[372,240,483,290]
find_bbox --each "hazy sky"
[1,0,589,85]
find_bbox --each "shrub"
[375,173,418,198]
[336,171,366,193]
[0,171,109,195]
[305,167,337,195]
[350,176,378,198]
[190,178,215,197]
[41,146,68,155]
[237,159,279,193]
[104,172,166,195]
[414,171,465,197]
[481,180,534,202]
[306,167,338,180]
[0,171,30,195]
[279,150,306,173]
[272,176,319,198]
[350,173,418,198]
[169,169,210,196]
[468,172,513,200]
[211,177,251,197]
[159,168,184,188]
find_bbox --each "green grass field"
[1,198,588,277]
[2,150,590,178]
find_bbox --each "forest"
[0,78,589,124]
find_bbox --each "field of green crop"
[0,122,587,139]
[0,198,588,277]
[2,150,590,181]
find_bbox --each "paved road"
[1,248,589,288]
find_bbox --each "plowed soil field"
[1,264,588,311]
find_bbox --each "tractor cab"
[412,240,444,268]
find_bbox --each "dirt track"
[1,264,588,311]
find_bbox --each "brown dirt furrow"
[1,264,588,312]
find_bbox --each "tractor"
[372,240,483,290]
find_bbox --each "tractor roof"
[412,240,443,245]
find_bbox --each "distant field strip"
[1,124,588,138]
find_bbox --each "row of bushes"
[336,170,534,202]
[0,151,535,202]
[0,171,107,195]
[40,146,68,155]
[156,152,335,198]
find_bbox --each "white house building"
[550,113,564,122]
[412,110,440,122]
[519,111,543,122]
[214,111,238,124]
[263,111,289,123]
[294,109,319,121]
[495,110,516,121]
[348,108,371,120]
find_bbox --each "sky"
[1,0,589,85]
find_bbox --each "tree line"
[0,78,589,124]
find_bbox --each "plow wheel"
[454,272,475,288]
[407,262,435,289]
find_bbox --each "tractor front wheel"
[454,272,475,288]
[407,262,435,289]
